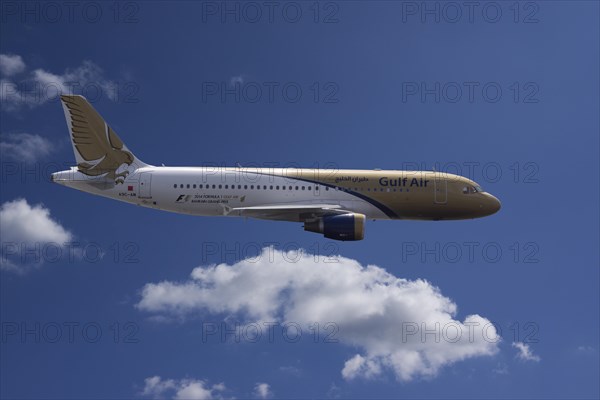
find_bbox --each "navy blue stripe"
[251,171,399,219]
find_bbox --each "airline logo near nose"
[379,177,430,187]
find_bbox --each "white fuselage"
[52,166,502,222]
[53,167,388,219]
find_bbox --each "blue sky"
[1,1,599,399]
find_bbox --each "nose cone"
[483,193,501,216]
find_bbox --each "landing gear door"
[139,172,152,198]
[434,172,447,204]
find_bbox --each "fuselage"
[52,166,501,221]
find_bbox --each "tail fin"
[60,95,149,183]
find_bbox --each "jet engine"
[304,213,366,241]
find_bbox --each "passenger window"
[180,184,184,188]
[251,185,254,189]
[199,184,203,189]
[308,186,312,190]
[212,185,216,189]
[295,186,299,190]
[173,184,177,188]
[276,186,280,190]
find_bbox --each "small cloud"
[512,342,541,362]
[0,54,26,77]
[326,382,342,399]
[141,376,226,400]
[229,75,244,87]
[1,55,121,112]
[492,362,509,375]
[0,133,54,163]
[141,376,177,397]
[341,354,382,380]
[576,345,595,354]
[253,383,272,399]
[0,198,72,273]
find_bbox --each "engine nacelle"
[304,213,366,241]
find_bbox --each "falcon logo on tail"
[60,95,147,184]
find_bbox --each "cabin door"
[433,172,447,204]
[139,172,152,198]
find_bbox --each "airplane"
[51,95,501,241]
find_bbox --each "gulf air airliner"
[51,95,501,241]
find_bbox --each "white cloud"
[341,354,382,380]
[137,248,500,381]
[229,75,244,86]
[576,345,595,354]
[0,54,26,77]
[142,376,177,396]
[141,376,226,400]
[512,342,540,362]
[254,383,272,399]
[1,55,119,112]
[327,382,342,399]
[0,198,72,245]
[492,362,509,375]
[0,198,72,273]
[0,133,54,163]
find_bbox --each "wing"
[60,95,132,172]
[227,204,350,222]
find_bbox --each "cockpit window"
[463,185,484,194]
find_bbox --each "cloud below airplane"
[137,247,501,381]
